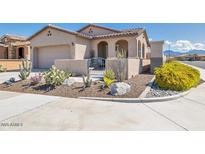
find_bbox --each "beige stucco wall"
[142,59,151,72]
[150,41,164,73]
[127,58,141,78]
[106,58,141,79]
[0,59,25,71]
[54,59,88,75]
[75,36,91,59]
[30,28,76,65]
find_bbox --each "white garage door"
[37,45,70,68]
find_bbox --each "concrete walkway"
[0,64,205,130]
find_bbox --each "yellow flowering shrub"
[154,61,200,91]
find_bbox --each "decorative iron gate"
[88,57,105,70]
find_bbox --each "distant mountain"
[164,50,183,56]
[164,50,205,56]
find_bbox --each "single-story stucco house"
[0,24,165,78]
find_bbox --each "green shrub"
[19,59,31,80]
[0,65,6,72]
[104,69,115,80]
[43,66,71,87]
[154,61,200,91]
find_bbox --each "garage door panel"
[38,45,70,68]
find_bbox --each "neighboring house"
[0,24,164,78]
[0,34,30,70]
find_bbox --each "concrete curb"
[78,76,191,103]
[78,90,190,103]
[138,76,155,98]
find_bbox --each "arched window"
[115,40,128,58]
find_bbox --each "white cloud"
[165,40,205,52]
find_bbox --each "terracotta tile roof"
[77,24,121,33]
[27,24,150,47]
[92,28,144,39]
[27,24,92,40]
[1,34,26,41]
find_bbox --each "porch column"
[24,46,30,60]
[108,41,116,58]
[15,47,19,59]
[136,39,139,58]
[128,39,137,58]
[93,44,98,58]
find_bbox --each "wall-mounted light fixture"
[72,42,75,46]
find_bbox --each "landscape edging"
[78,90,190,103]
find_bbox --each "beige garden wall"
[150,41,165,73]
[54,59,88,75]
[106,58,141,79]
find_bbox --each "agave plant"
[82,74,92,89]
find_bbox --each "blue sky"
[1,23,205,51]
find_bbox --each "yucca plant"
[19,59,31,80]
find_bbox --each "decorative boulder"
[9,77,15,83]
[110,82,131,96]
[63,78,75,86]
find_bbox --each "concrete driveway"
[0,69,46,84]
[0,64,205,130]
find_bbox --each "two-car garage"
[29,25,77,69]
[35,45,71,68]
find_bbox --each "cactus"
[82,74,92,89]
[43,66,71,87]
[19,59,31,80]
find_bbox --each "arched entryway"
[115,40,128,58]
[98,41,108,59]
[18,47,24,59]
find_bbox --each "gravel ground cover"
[0,74,153,98]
